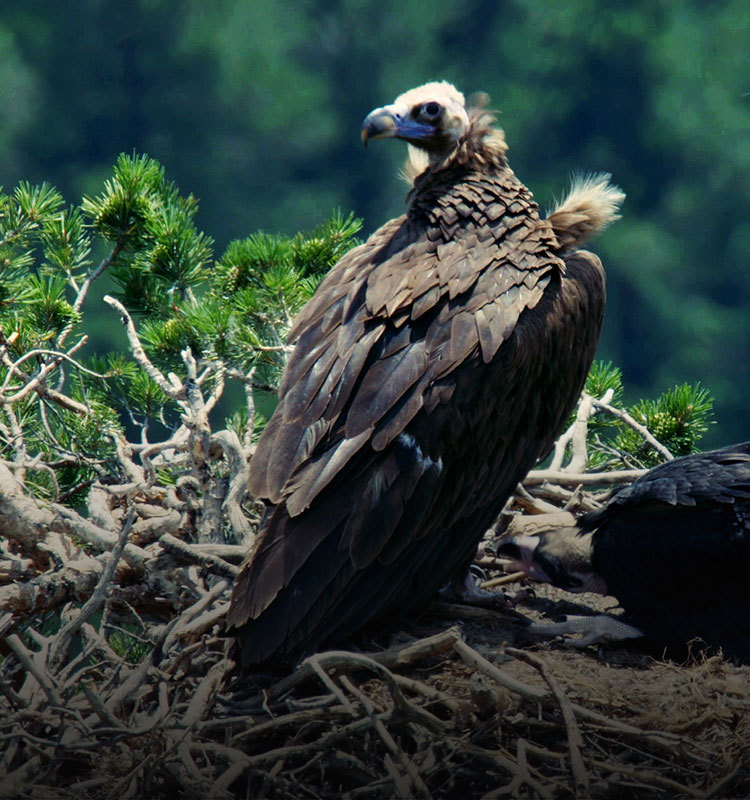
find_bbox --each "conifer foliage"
[579,361,714,470]
[1,153,362,515]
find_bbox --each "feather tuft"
[546,174,625,252]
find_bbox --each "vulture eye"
[421,102,442,119]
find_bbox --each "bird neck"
[439,107,509,170]
[406,159,519,215]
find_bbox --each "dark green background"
[1,0,747,446]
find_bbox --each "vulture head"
[498,530,609,595]
[361,81,507,172]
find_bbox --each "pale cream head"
[361,81,471,162]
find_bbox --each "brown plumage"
[227,82,623,666]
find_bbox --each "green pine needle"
[584,360,623,402]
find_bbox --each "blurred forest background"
[0,0,747,447]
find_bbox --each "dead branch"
[49,507,137,670]
[513,483,563,514]
[160,532,239,579]
[4,634,62,707]
[593,397,675,461]
[104,295,187,402]
[53,504,151,571]
[453,639,547,702]
[211,429,253,545]
[503,510,576,538]
[0,553,102,617]
[549,389,614,473]
[524,468,646,486]
[507,647,589,798]
[256,628,462,711]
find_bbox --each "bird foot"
[527,614,643,647]
[439,568,509,608]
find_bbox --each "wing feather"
[283,345,340,421]
[247,169,567,581]
[371,389,426,451]
[345,341,429,438]
[325,327,383,420]
[285,429,371,516]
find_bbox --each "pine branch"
[56,237,127,349]
[0,332,90,416]
[103,295,188,402]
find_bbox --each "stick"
[479,571,526,589]
[506,648,590,798]
[339,674,431,798]
[159,533,239,578]
[49,507,137,670]
[5,635,62,707]
[211,429,253,545]
[453,639,546,702]
[593,398,674,461]
[260,628,461,705]
[524,468,646,486]
[455,640,680,751]
[104,296,188,401]
[181,659,233,729]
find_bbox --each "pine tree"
[578,360,714,470]
[1,154,361,520]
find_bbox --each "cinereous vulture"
[228,81,624,666]
[499,443,750,661]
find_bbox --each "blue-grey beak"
[361,107,434,147]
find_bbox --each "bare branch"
[211,429,253,545]
[56,238,127,349]
[0,554,102,617]
[507,648,590,798]
[159,533,239,579]
[549,388,614,472]
[5,635,62,706]
[0,345,104,395]
[52,503,151,572]
[594,398,675,461]
[0,338,90,406]
[103,295,187,401]
[49,507,137,671]
[524,468,647,486]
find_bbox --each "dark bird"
[227,81,623,666]
[499,443,750,661]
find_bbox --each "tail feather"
[546,173,625,252]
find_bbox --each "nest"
[2,474,748,800]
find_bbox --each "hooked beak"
[497,536,586,592]
[497,536,546,579]
[361,106,434,147]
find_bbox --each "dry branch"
[593,397,675,461]
[160,533,239,579]
[103,295,188,403]
[507,647,589,798]
[524,468,646,486]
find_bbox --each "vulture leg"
[440,566,510,608]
